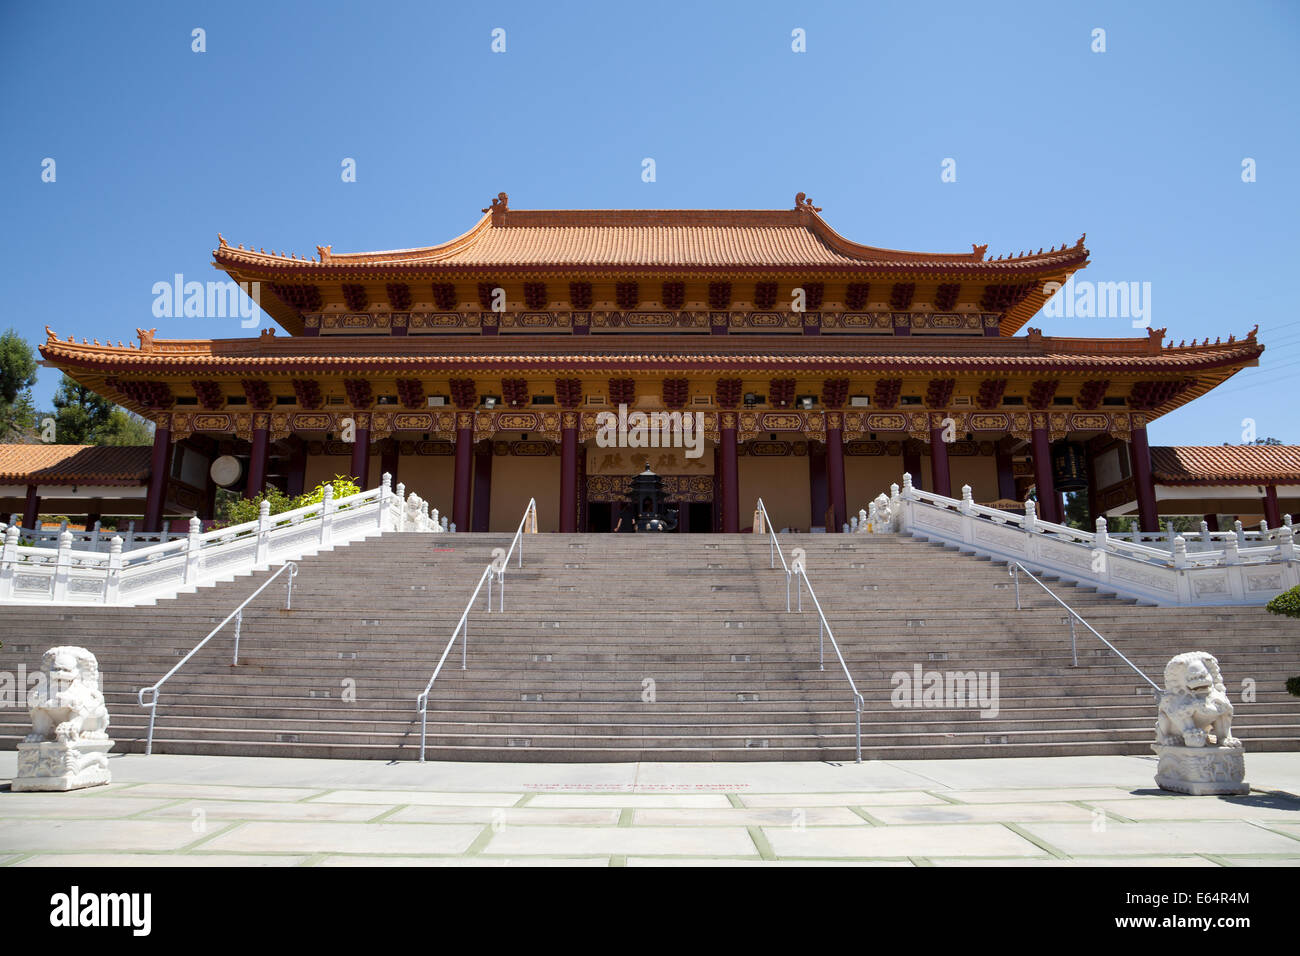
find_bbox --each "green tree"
[0,329,39,441]
[98,407,154,445]
[52,375,113,444]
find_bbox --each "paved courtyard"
[1,751,1298,866]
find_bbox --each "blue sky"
[2,0,1297,446]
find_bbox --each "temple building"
[30,192,1287,534]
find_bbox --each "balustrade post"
[52,530,73,602]
[184,516,203,582]
[255,499,271,566]
[1173,535,1188,569]
[1093,516,1108,550]
[125,521,137,550]
[1224,535,1240,565]
[901,472,915,499]
[319,484,335,548]
[0,526,18,600]
[379,472,392,531]
[395,482,406,531]
[1234,519,1245,549]
[105,535,123,604]
[1278,526,1295,562]
[1023,498,1038,533]
[959,484,974,514]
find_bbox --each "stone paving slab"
[0,795,181,819]
[625,857,914,867]
[311,790,519,807]
[112,783,324,802]
[765,823,1046,859]
[387,806,620,825]
[202,821,484,855]
[928,855,1222,867]
[316,854,612,867]
[0,820,206,853]
[527,793,734,808]
[939,787,1139,804]
[11,853,310,867]
[739,791,946,807]
[142,800,387,823]
[633,807,865,826]
[868,802,1097,825]
[483,825,758,857]
[1081,796,1300,822]
[1019,821,1300,857]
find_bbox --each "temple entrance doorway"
[682,501,714,533]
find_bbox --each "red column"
[452,415,473,531]
[472,441,493,532]
[349,420,371,489]
[285,440,307,498]
[22,484,40,530]
[559,417,578,533]
[808,440,827,531]
[380,439,399,490]
[245,421,269,500]
[995,445,1016,501]
[1031,420,1059,524]
[929,423,952,498]
[144,423,172,532]
[826,417,847,531]
[904,445,923,491]
[720,414,739,532]
[1264,485,1281,528]
[1129,422,1158,532]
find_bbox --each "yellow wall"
[395,454,456,520]
[739,454,810,531]
[949,454,998,503]
[846,455,905,516]
[491,452,561,532]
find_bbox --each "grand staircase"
[1,532,1297,761]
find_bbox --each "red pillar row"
[559,423,578,533]
[22,484,40,530]
[1129,423,1159,532]
[452,418,474,531]
[720,417,739,532]
[144,424,173,532]
[826,421,847,531]
[349,425,371,490]
[929,424,952,498]
[1031,422,1059,524]
[1263,485,1282,528]
[245,423,269,501]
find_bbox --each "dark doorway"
[587,502,613,533]
[684,502,713,533]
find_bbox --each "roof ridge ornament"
[217,233,227,248]
[482,192,509,215]
[794,192,822,212]
[136,328,156,352]
[971,243,987,260]
[317,244,332,262]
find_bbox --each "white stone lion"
[1155,651,1238,749]
[25,646,110,744]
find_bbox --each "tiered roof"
[0,445,152,485]
[1150,446,1300,486]
[212,192,1090,335]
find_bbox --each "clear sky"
[2,0,1297,446]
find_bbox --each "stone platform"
[1,752,1298,867]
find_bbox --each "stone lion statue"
[1155,651,1238,749]
[25,646,110,744]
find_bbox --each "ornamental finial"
[971,243,988,260]
[794,192,822,212]
[482,192,509,214]
[217,233,227,247]
[316,244,332,261]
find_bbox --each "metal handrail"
[416,498,537,762]
[754,498,791,611]
[1008,561,1160,694]
[136,561,298,755]
[755,498,864,762]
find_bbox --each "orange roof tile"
[213,198,1088,275]
[0,445,153,485]
[1151,446,1300,485]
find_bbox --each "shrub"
[1287,676,1300,698]
[297,475,361,507]
[1266,585,1300,620]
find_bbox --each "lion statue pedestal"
[1152,651,1247,796]
[12,646,113,793]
